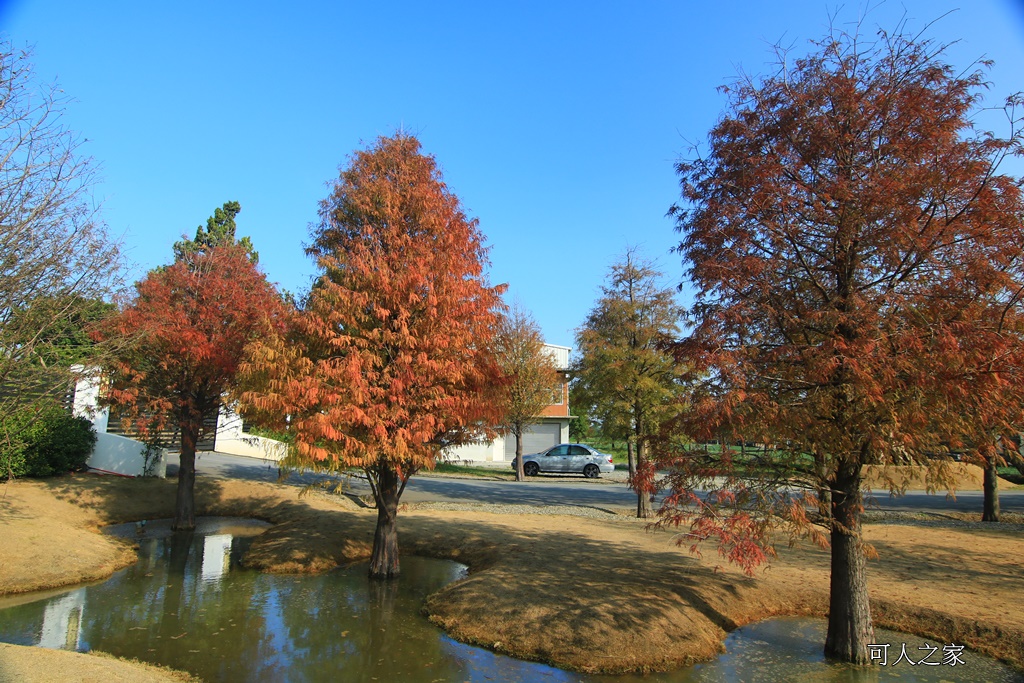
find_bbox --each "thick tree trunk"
[824,465,873,664]
[635,439,653,519]
[626,438,636,479]
[173,422,199,531]
[983,459,1000,522]
[369,466,402,580]
[515,429,525,482]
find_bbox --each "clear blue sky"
[3,1,1023,348]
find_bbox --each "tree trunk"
[173,421,199,531]
[824,464,873,664]
[369,465,402,580]
[635,439,653,519]
[983,458,1000,522]
[626,438,636,479]
[515,428,525,482]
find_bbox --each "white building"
[445,343,571,462]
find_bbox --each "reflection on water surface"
[0,518,1019,682]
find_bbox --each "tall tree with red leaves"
[239,133,504,579]
[101,238,285,530]
[664,23,1024,664]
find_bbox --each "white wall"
[543,343,571,370]
[215,434,288,461]
[72,367,166,477]
[70,365,108,433]
[214,405,289,461]
[87,432,167,477]
[445,437,505,462]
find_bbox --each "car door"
[542,444,570,472]
[567,445,592,474]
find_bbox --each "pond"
[0,518,1019,682]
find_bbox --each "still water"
[0,518,1018,682]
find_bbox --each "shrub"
[0,402,96,478]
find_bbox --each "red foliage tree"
[101,242,286,530]
[664,24,1024,663]
[239,133,504,579]
[931,292,1024,522]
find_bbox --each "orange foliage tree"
[239,134,504,579]
[663,24,1024,664]
[101,240,286,530]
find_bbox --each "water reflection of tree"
[270,559,468,681]
[156,529,194,643]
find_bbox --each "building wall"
[214,405,288,461]
[444,418,570,462]
[72,367,166,477]
[538,372,569,418]
[543,344,571,371]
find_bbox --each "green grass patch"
[578,436,629,463]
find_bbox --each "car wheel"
[583,464,600,478]
[524,462,540,477]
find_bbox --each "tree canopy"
[239,133,504,578]
[101,234,284,530]
[664,22,1024,664]
[172,201,257,263]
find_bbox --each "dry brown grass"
[861,462,990,491]
[0,472,1022,677]
[0,642,201,682]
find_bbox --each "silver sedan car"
[511,443,615,478]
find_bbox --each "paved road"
[174,452,644,508]
[169,452,1024,515]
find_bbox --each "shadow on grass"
[868,532,1024,589]
[0,482,32,521]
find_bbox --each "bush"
[0,402,96,478]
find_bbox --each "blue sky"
[3,1,1023,348]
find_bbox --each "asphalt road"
[168,451,1024,515]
